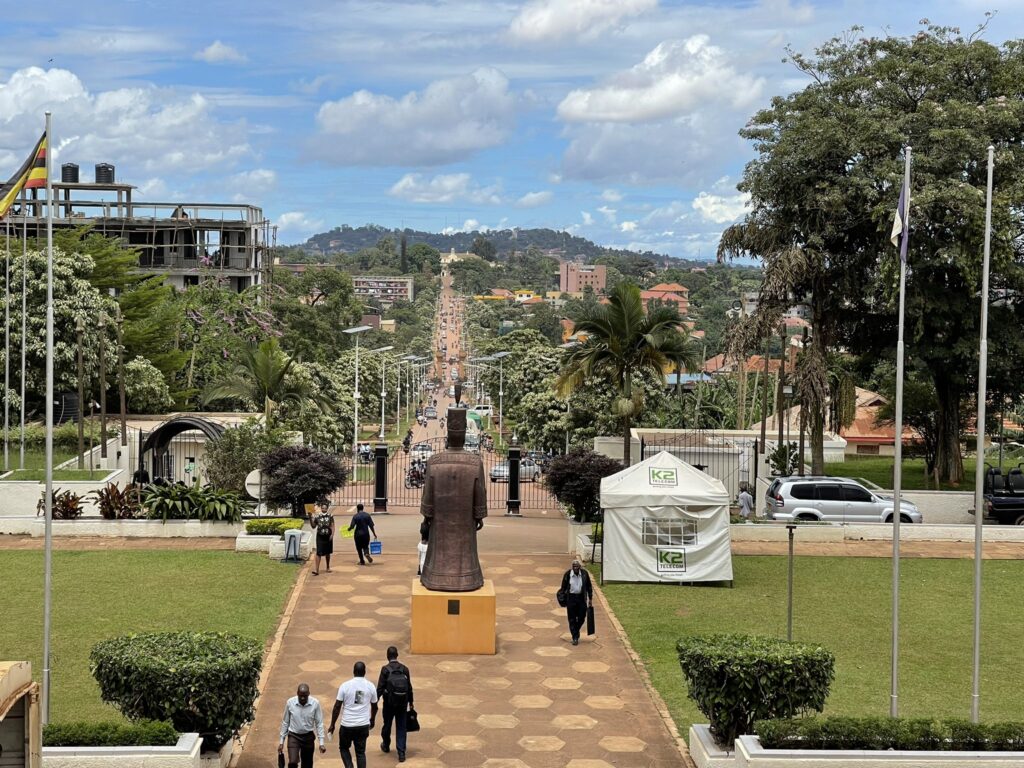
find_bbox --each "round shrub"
[43,720,178,747]
[245,517,305,537]
[677,634,835,747]
[260,445,346,517]
[90,632,262,750]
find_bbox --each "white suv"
[765,476,923,523]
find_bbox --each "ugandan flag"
[0,132,47,219]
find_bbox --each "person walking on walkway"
[738,483,754,521]
[348,503,377,565]
[560,558,593,646]
[328,662,378,768]
[376,646,414,762]
[310,500,334,576]
[278,683,326,768]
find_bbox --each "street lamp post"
[371,346,394,440]
[343,325,372,472]
[491,351,512,447]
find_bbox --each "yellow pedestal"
[410,579,496,655]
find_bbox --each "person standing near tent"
[559,559,593,645]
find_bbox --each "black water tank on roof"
[95,163,115,184]
[61,163,79,183]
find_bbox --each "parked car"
[411,442,434,461]
[424,406,437,420]
[765,476,923,523]
[971,464,1024,525]
[489,459,542,483]
[472,404,493,417]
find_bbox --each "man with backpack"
[376,646,413,762]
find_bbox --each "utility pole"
[75,317,85,469]
[98,312,107,462]
[760,339,769,447]
[116,306,127,448]
[776,325,786,449]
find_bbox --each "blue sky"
[0,0,1018,256]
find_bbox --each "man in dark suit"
[376,646,414,762]
[560,559,593,645]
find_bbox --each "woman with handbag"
[559,559,593,646]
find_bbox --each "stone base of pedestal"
[410,579,496,655]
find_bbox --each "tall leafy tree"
[556,283,699,464]
[720,23,1024,482]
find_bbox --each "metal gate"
[640,430,754,500]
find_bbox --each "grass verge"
[596,555,1024,738]
[827,457,978,491]
[2,550,296,723]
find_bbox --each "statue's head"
[447,407,467,450]
[454,382,462,405]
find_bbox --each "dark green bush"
[677,634,834,747]
[757,716,1024,751]
[90,632,262,750]
[142,484,245,523]
[245,517,305,537]
[544,448,623,522]
[43,720,178,747]
[260,445,346,517]
[89,483,143,520]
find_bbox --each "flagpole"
[42,110,54,725]
[5,208,10,472]
[20,188,26,470]
[971,145,994,723]
[890,145,911,718]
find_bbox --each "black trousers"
[354,534,370,563]
[339,724,370,768]
[287,730,315,768]
[566,595,587,640]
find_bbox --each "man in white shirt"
[738,485,755,520]
[328,661,379,768]
[278,683,326,768]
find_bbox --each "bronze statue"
[420,406,487,591]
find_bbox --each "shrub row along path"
[235,549,690,768]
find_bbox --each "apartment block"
[352,275,415,306]
[558,262,606,293]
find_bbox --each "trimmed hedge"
[90,632,262,750]
[678,634,834,747]
[245,517,305,537]
[757,716,1024,751]
[43,720,178,747]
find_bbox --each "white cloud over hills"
[509,0,657,42]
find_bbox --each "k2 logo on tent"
[656,548,687,572]
[649,467,678,486]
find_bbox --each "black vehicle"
[974,464,1024,525]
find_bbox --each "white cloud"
[558,36,764,123]
[597,205,617,223]
[601,188,623,202]
[0,67,251,177]
[691,191,751,224]
[195,40,247,64]
[441,218,508,235]
[389,173,502,204]
[581,211,594,226]
[277,211,325,241]
[312,68,516,166]
[229,168,277,202]
[510,0,657,42]
[620,220,638,232]
[515,190,553,208]
[137,178,168,197]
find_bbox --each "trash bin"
[284,528,302,562]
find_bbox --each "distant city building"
[642,282,690,315]
[352,275,414,306]
[559,262,606,293]
[14,165,267,292]
[739,291,811,322]
[441,248,477,265]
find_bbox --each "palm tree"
[556,283,700,466]
[202,337,326,425]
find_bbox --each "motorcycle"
[405,461,426,489]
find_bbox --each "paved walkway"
[236,553,687,768]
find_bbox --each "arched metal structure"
[139,416,226,483]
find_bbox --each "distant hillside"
[300,224,706,268]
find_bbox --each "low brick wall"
[43,733,201,768]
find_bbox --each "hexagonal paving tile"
[335,645,376,657]
[323,583,355,593]
[584,695,625,710]
[375,606,406,617]
[599,736,647,752]
[416,712,443,729]
[541,676,583,691]
[533,645,571,658]
[436,660,474,673]
[476,676,512,690]
[506,661,543,674]
[518,735,565,752]
[498,632,533,643]
[481,760,530,768]
[401,759,446,768]
[436,695,480,709]
[507,557,535,565]
[488,566,513,575]
[519,595,548,605]
[526,619,560,629]
[379,584,410,595]
[413,677,438,689]
[551,714,598,729]
[494,585,518,594]
[316,605,350,615]
[510,694,552,709]
[475,713,519,729]
[348,595,380,604]
[341,618,377,628]
[437,735,484,751]
[353,573,379,582]
[307,630,343,642]
[572,661,610,674]
[537,566,565,574]
[565,761,615,768]
[512,576,542,584]
[298,659,337,672]
[496,606,525,617]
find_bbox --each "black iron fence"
[640,430,756,499]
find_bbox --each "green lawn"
[1,469,109,481]
[828,457,978,491]
[597,556,1024,737]
[1,550,297,724]
[2,449,79,472]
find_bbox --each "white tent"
[600,451,733,583]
